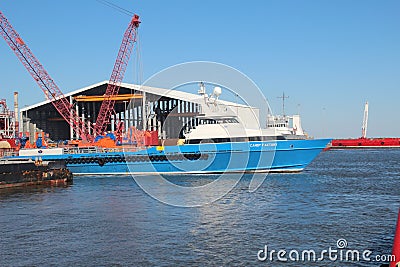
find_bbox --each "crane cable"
[135,29,143,86]
[95,0,134,17]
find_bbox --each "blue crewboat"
[12,132,329,176]
[65,139,330,175]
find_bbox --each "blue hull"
[11,139,330,175]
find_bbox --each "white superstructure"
[266,114,308,139]
[183,83,285,143]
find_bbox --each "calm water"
[1,149,399,266]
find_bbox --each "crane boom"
[94,14,140,136]
[361,101,368,138]
[0,11,92,141]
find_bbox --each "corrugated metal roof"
[20,80,109,112]
[20,80,252,112]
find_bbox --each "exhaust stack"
[14,91,19,137]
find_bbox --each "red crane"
[94,14,140,137]
[0,11,93,141]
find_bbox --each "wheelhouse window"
[198,118,239,125]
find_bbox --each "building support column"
[69,96,74,140]
[75,103,79,140]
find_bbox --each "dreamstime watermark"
[124,61,274,207]
[257,239,396,263]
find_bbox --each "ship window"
[199,119,217,125]
[216,118,239,124]
[262,136,286,141]
[187,135,285,144]
[231,137,248,142]
[199,118,239,124]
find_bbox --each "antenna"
[361,101,369,138]
[277,92,289,116]
[198,82,206,95]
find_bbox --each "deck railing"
[62,146,146,155]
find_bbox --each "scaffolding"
[0,99,17,139]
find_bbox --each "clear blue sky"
[1,0,399,138]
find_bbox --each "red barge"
[331,102,400,148]
[332,137,400,148]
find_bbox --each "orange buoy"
[390,208,400,267]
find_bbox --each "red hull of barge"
[331,137,400,148]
